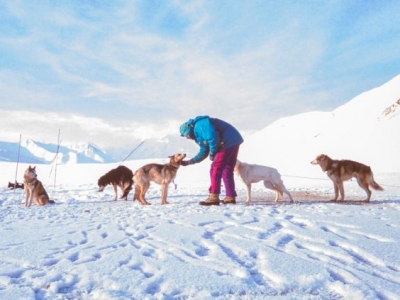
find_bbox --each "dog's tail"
[369,173,384,191]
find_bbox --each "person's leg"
[221,145,240,198]
[200,150,227,206]
[208,151,225,195]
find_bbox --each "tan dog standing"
[311,154,383,202]
[24,166,55,207]
[133,153,186,205]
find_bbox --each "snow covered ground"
[1,160,400,300]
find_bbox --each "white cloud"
[0,110,184,152]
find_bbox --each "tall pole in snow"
[14,134,22,193]
[53,129,61,187]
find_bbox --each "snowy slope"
[240,75,400,175]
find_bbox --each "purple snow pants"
[209,144,240,197]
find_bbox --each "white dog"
[234,160,293,204]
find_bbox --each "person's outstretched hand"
[180,159,193,166]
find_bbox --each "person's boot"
[222,196,236,204]
[199,193,220,206]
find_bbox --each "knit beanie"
[179,122,191,136]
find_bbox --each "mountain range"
[0,140,115,164]
[1,75,399,171]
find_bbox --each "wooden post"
[13,134,22,193]
[53,129,61,187]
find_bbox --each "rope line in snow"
[281,174,400,189]
[282,175,330,181]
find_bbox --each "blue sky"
[1,0,399,158]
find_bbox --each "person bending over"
[179,115,243,206]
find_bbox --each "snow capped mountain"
[68,142,116,164]
[0,139,116,164]
[240,74,400,175]
[0,135,198,165]
[0,141,43,164]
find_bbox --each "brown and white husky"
[311,154,384,202]
[24,166,55,207]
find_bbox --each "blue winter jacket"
[186,116,244,163]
